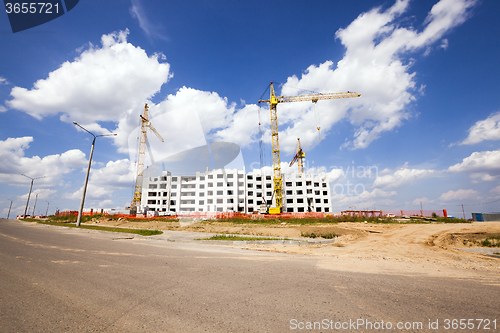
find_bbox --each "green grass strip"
[37,220,162,236]
[197,234,291,241]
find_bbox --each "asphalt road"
[0,219,498,332]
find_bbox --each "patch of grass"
[463,235,500,248]
[36,220,162,236]
[216,215,471,225]
[198,234,288,241]
[481,236,500,247]
[46,214,111,223]
[301,232,339,239]
[47,214,178,224]
[214,215,385,225]
[375,218,429,224]
[47,214,77,222]
[20,218,41,222]
[125,217,179,223]
[434,217,470,223]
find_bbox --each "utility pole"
[7,200,12,219]
[462,204,466,220]
[32,193,38,217]
[73,122,116,227]
[21,174,45,218]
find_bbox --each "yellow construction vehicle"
[259,82,360,213]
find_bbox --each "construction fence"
[472,213,500,222]
[54,209,454,220]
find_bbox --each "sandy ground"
[86,218,500,282]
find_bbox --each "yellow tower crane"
[130,103,164,214]
[258,82,360,213]
[289,138,305,176]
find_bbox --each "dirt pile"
[85,218,500,279]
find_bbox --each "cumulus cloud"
[68,183,115,201]
[18,188,57,201]
[459,112,500,145]
[330,188,397,209]
[448,149,500,180]
[7,29,172,137]
[89,159,135,189]
[231,0,476,152]
[68,159,135,202]
[373,163,436,188]
[439,188,479,201]
[5,0,478,160]
[412,197,434,205]
[0,137,87,186]
[0,77,8,85]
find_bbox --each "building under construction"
[141,169,332,214]
[130,83,359,215]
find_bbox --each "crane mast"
[259,82,360,213]
[130,103,164,214]
[290,138,305,176]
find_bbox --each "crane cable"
[314,102,322,144]
[273,83,324,144]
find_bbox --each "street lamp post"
[73,122,116,227]
[21,174,45,218]
[32,193,38,217]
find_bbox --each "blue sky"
[1,0,500,218]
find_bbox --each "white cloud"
[7,29,172,137]
[325,169,345,183]
[439,188,479,201]
[68,183,114,201]
[0,105,7,112]
[2,0,478,170]
[459,112,500,145]
[129,0,168,41]
[18,188,57,201]
[249,0,477,152]
[448,149,500,180]
[440,38,449,50]
[330,188,397,209]
[89,159,135,189]
[373,163,436,188]
[0,137,87,187]
[98,199,114,208]
[490,186,500,198]
[68,158,135,202]
[0,77,8,85]
[412,197,434,205]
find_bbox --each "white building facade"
[141,169,332,214]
